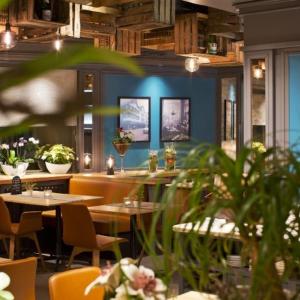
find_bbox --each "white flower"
[34,139,40,145]
[0,272,14,300]
[28,137,34,142]
[13,143,17,148]
[18,142,24,147]
[1,144,9,150]
[120,132,125,138]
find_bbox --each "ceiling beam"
[183,0,236,13]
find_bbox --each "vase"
[45,162,72,174]
[148,150,158,173]
[1,162,29,177]
[164,143,176,171]
[113,143,131,173]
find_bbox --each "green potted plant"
[142,144,300,300]
[42,144,75,174]
[0,137,38,176]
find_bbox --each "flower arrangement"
[164,143,176,171]
[0,272,14,300]
[112,128,134,144]
[251,141,266,153]
[41,144,75,164]
[0,137,39,167]
[85,258,167,300]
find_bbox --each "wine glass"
[112,142,131,173]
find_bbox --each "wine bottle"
[42,0,52,21]
[208,35,217,55]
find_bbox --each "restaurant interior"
[0,0,300,299]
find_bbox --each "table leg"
[130,215,138,259]
[55,206,62,271]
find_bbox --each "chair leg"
[30,233,46,271]
[9,236,15,260]
[15,237,20,258]
[92,250,100,267]
[1,239,8,256]
[67,247,84,269]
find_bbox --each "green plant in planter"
[142,144,300,300]
[42,144,75,164]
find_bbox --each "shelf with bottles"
[11,0,69,28]
[175,12,243,65]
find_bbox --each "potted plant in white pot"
[42,144,75,174]
[0,137,38,176]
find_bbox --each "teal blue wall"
[289,54,300,149]
[103,74,217,168]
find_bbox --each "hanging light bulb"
[253,65,263,79]
[53,30,63,52]
[185,57,200,73]
[185,57,210,73]
[0,22,17,50]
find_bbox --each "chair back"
[0,197,13,235]
[61,204,98,249]
[0,257,37,300]
[49,267,104,300]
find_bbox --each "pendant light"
[185,57,210,73]
[0,8,17,50]
[53,29,63,52]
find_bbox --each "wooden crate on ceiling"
[142,27,174,51]
[175,13,240,64]
[10,0,69,28]
[94,34,115,50]
[117,0,175,31]
[116,29,141,56]
[80,11,116,38]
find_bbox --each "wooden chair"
[0,257,37,300]
[0,197,45,269]
[61,204,127,267]
[49,267,104,300]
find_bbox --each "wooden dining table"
[1,191,103,269]
[89,201,160,258]
[170,291,219,300]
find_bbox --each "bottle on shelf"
[41,0,52,21]
[207,35,217,55]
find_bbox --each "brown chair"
[0,257,37,300]
[61,204,127,267]
[49,267,104,300]
[0,197,45,269]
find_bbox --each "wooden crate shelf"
[117,0,175,31]
[175,13,242,64]
[142,27,174,51]
[11,0,69,28]
[116,29,141,56]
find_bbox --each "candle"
[106,155,115,175]
[84,153,92,169]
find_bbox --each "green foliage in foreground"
[141,145,300,300]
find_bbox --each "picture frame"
[160,97,191,142]
[118,97,151,142]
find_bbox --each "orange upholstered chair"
[0,257,37,300]
[61,204,127,267]
[0,197,45,268]
[49,267,104,300]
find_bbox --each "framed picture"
[118,97,151,142]
[160,97,191,142]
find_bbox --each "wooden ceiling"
[1,0,244,65]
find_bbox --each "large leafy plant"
[142,144,300,300]
[42,144,75,164]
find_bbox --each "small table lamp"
[106,155,115,175]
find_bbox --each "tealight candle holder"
[106,155,115,175]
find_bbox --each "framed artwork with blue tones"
[118,97,151,142]
[160,97,191,142]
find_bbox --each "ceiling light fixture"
[0,9,17,50]
[253,65,263,79]
[185,57,210,73]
